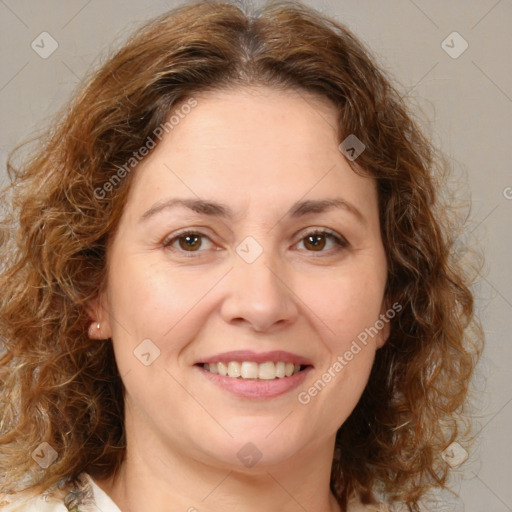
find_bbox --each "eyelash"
[162,228,349,258]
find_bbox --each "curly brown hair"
[0,0,483,510]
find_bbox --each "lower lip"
[195,365,313,399]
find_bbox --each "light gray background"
[1,1,511,511]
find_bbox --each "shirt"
[2,472,389,511]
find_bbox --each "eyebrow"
[139,197,366,225]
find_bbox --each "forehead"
[124,86,377,221]
[173,86,340,153]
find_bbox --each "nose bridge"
[237,245,281,297]
[220,236,298,331]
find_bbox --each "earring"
[97,322,100,329]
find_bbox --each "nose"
[219,249,299,333]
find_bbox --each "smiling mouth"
[196,361,310,380]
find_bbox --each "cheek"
[297,270,382,424]
[298,266,386,348]
[109,256,198,327]
[106,254,226,365]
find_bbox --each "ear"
[85,292,112,340]
[376,299,392,349]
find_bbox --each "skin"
[88,86,389,512]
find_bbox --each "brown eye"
[177,233,202,251]
[303,233,327,251]
[163,230,214,255]
[297,229,348,254]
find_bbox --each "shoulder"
[1,493,67,512]
[4,475,388,512]
[1,473,120,512]
[347,495,390,512]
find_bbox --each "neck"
[93,411,342,512]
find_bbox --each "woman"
[0,1,483,511]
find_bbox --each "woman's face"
[96,86,388,471]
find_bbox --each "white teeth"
[258,361,275,380]
[203,361,303,380]
[241,361,258,379]
[227,361,241,378]
[217,361,228,377]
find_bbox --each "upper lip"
[195,350,314,366]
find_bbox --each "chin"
[199,426,307,470]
